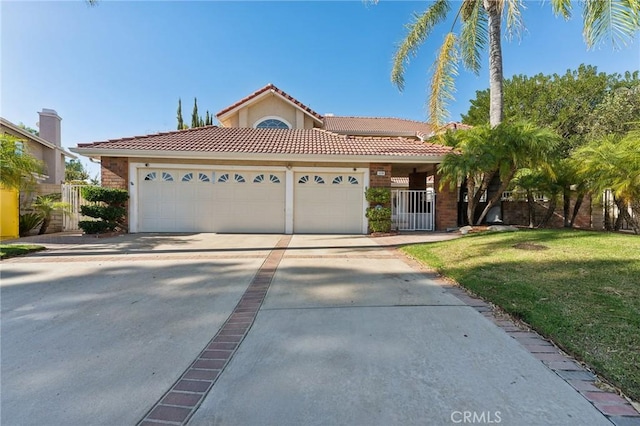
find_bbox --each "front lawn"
[403,229,640,401]
[0,244,45,259]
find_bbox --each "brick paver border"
[137,235,291,426]
[384,238,640,426]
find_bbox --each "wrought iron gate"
[391,190,435,231]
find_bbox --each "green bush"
[19,213,43,237]
[365,187,391,205]
[80,205,126,221]
[366,206,391,222]
[369,220,392,233]
[81,186,128,205]
[78,220,117,234]
[78,186,129,234]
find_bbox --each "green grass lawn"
[0,244,45,259]
[403,229,640,401]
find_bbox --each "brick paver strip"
[137,235,291,426]
[378,236,640,423]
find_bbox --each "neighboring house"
[1,109,76,184]
[72,84,461,234]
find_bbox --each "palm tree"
[439,121,559,224]
[573,130,640,233]
[390,0,640,127]
[32,194,70,235]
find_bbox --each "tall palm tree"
[390,0,640,127]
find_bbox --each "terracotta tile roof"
[322,116,436,137]
[216,84,323,121]
[76,126,452,157]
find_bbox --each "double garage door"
[137,168,364,233]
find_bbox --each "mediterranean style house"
[72,84,460,234]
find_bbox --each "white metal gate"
[62,184,91,231]
[392,190,435,231]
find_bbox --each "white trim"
[252,116,292,129]
[71,148,445,164]
[217,89,323,124]
[285,169,294,234]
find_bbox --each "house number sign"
[376,171,386,176]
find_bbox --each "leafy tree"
[587,82,640,138]
[389,1,639,127]
[65,159,90,183]
[438,121,559,224]
[573,130,640,233]
[0,134,44,190]
[177,98,185,130]
[18,122,39,136]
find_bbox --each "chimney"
[38,108,62,147]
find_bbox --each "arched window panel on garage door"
[144,172,157,181]
[332,176,343,184]
[198,173,211,182]
[253,174,265,183]
[218,173,229,183]
[348,176,359,185]
[298,175,309,184]
[269,174,281,183]
[314,175,325,184]
[234,173,246,183]
[162,172,174,182]
[181,173,193,182]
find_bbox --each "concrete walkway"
[1,233,628,425]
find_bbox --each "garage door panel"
[138,168,284,233]
[294,172,363,234]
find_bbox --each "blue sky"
[2,1,638,178]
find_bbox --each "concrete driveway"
[1,233,615,425]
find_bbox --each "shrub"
[81,186,128,205]
[78,186,129,234]
[366,206,392,222]
[365,187,391,205]
[19,213,43,237]
[369,220,392,233]
[78,220,117,234]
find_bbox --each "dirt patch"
[513,242,549,251]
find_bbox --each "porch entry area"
[391,189,435,231]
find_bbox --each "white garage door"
[138,169,285,233]
[294,172,364,233]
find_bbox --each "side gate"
[62,184,90,231]
[391,190,435,231]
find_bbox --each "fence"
[61,184,91,231]
[391,190,435,231]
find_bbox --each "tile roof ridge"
[215,83,323,120]
[326,115,432,124]
[78,125,219,146]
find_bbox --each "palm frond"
[460,0,487,73]
[583,0,640,49]
[391,0,451,91]
[429,32,459,125]
[550,0,573,19]
[503,0,527,40]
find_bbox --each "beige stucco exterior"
[218,92,320,130]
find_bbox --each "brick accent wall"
[502,194,593,228]
[433,171,458,231]
[369,163,392,188]
[101,157,129,189]
[101,157,129,231]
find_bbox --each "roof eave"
[70,147,446,164]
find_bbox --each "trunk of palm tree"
[569,191,586,227]
[538,195,557,228]
[526,190,536,228]
[483,0,504,127]
[563,186,572,227]
[475,169,516,225]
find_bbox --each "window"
[15,141,24,155]
[234,173,245,183]
[298,175,309,184]
[314,175,325,184]
[181,173,193,182]
[144,172,157,181]
[269,174,281,183]
[218,173,229,183]
[348,176,359,185]
[253,174,265,183]
[198,173,210,182]
[332,176,343,184]
[255,118,289,129]
[162,172,174,182]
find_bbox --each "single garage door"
[294,172,364,233]
[138,169,285,233]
